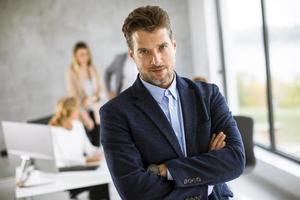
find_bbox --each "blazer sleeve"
[100,105,174,200]
[165,84,245,187]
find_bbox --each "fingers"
[210,132,223,150]
[209,133,216,147]
[221,141,226,148]
[210,132,226,151]
[216,132,226,149]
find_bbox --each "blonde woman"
[49,97,109,200]
[66,42,106,146]
[49,97,101,167]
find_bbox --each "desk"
[16,162,112,199]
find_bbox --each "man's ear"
[128,49,134,61]
[172,39,177,52]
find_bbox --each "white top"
[51,120,98,168]
[83,79,94,97]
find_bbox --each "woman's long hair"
[49,97,79,127]
[71,41,93,78]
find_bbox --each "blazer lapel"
[132,78,184,157]
[177,76,198,157]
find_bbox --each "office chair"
[233,115,256,173]
[28,115,53,125]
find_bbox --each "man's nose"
[150,52,162,66]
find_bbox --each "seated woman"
[49,97,109,200]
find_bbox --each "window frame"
[215,0,300,164]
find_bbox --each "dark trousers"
[69,184,110,200]
[85,110,100,147]
[208,185,231,200]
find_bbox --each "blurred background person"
[49,97,101,167]
[193,76,208,83]
[105,52,138,99]
[66,41,106,146]
[49,97,109,200]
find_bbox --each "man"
[100,5,245,200]
[105,52,138,99]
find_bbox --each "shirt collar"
[139,73,178,104]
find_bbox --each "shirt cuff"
[167,169,174,180]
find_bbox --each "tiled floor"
[230,172,299,200]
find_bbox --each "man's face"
[129,28,176,88]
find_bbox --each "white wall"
[0,0,195,149]
[188,0,225,95]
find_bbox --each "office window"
[265,0,300,159]
[219,0,270,147]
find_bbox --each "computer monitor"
[1,121,58,173]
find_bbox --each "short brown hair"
[122,5,173,49]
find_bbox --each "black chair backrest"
[28,115,53,125]
[234,115,256,173]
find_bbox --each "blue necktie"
[164,90,185,154]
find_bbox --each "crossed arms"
[156,131,227,177]
[100,84,245,199]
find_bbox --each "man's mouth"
[151,67,165,72]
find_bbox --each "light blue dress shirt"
[140,75,187,156]
[140,74,213,196]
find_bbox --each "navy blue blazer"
[100,74,245,200]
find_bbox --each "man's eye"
[139,49,149,54]
[159,45,167,51]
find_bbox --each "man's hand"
[209,132,226,151]
[147,164,167,177]
[158,164,167,177]
[148,132,226,178]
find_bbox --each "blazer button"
[184,179,188,185]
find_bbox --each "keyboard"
[58,165,99,172]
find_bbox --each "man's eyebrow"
[137,43,168,52]
[137,48,148,52]
[158,42,168,47]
